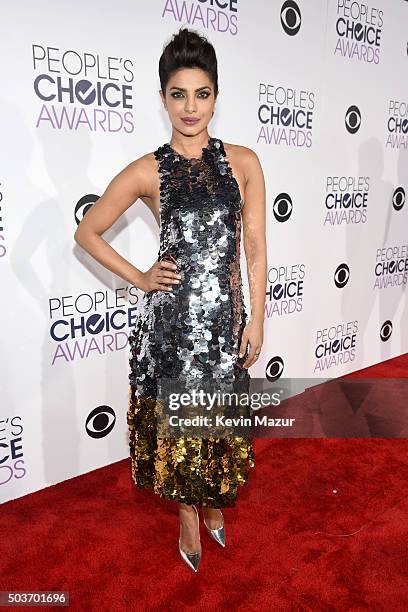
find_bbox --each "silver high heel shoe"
[203,509,225,547]
[178,504,201,573]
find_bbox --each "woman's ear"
[159,89,167,109]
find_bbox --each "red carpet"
[1,354,408,611]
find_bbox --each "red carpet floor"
[1,354,408,611]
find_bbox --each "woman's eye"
[171,91,210,99]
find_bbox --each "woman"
[74,27,267,573]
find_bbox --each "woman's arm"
[239,148,267,368]
[74,154,180,292]
[74,155,151,288]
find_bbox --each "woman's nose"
[185,97,197,112]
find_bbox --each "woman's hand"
[138,260,182,293]
[239,317,264,369]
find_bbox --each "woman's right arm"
[73,155,180,292]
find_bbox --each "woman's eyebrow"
[169,86,211,92]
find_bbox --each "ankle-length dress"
[127,136,255,508]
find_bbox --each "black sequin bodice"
[128,136,249,397]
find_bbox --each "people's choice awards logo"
[374,245,408,289]
[265,263,305,318]
[314,321,358,372]
[334,1,384,64]
[32,44,135,133]
[258,83,315,148]
[161,0,239,35]
[386,101,408,149]
[0,181,6,260]
[0,417,25,487]
[324,176,370,226]
[48,288,139,365]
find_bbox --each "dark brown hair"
[159,27,218,98]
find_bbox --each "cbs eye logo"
[280,1,301,36]
[85,405,116,439]
[75,194,100,225]
[273,192,293,222]
[392,187,405,212]
[380,320,392,342]
[334,263,350,288]
[345,105,361,134]
[265,356,284,381]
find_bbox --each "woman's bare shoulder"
[223,141,261,164]
[223,141,256,155]
[118,150,159,197]
[125,150,157,172]
[223,142,263,177]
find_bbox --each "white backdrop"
[1,0,407,503]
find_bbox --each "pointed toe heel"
[203,510,226,548]
[179,504,201,572]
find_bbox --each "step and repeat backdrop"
[1,0,407,503]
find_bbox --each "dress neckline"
[165,136,216,162]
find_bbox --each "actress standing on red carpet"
[74,26,267,573]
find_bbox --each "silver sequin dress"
[127,136,255,508]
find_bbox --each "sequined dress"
[127,136,255,508]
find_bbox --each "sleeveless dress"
[127,135,255,508]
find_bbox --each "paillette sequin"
[127,136,255,508]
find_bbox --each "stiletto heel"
[178,504,201,572]
[203,509,225,547]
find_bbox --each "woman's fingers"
[141,260,182,292]
[242,344,262,369]
[239,325,263,368]
[156,260,182,287]
[239,332,249,359]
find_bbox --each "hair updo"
[159,27,218,98]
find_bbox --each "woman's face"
[161,67,216,134]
